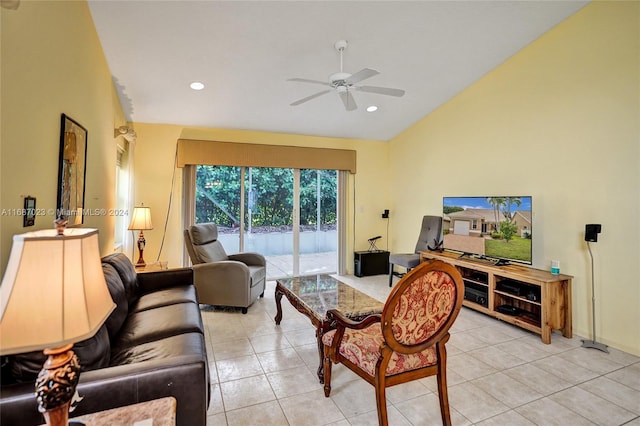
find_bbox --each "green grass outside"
[485,235,531,262]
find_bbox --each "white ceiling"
[88,1,588,141]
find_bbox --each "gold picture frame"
[56,114,87,225]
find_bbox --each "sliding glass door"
[299,169,337,276]
[195,165,337,279]
[243,167,295,277]
[195,165,242,251]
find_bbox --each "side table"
[135,261,168,273]
[67,396,176,425]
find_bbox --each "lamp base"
[41,401,71,426]
[135,230,147,267]
[35,344,81,426]
[581,339,609,353]
[135,253,146,268]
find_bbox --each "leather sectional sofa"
[0,253,210,426]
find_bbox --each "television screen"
[442,196,532,265]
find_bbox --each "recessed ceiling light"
[366,105,378,112]
[190,81,205,90]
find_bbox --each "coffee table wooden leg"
[274,286,284,325]
[315,325,327,384]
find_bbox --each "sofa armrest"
[78,355,209,425]
[0,355,209,426]
[136,267,193,294]
[228,252,266,267]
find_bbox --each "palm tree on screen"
[502,197,522,222]
[487,197,506,232]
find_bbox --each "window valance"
[177,139,356,173]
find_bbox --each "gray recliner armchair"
[184,222,267,314]
[388,215,442,287]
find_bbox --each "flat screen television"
[442,196,532,265]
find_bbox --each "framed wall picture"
[56,114,88,225]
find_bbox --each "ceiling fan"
[288,40,405,111]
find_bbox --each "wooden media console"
[420,250,572,344]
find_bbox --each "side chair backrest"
[381,260,464,354]
[414,215,443,253]
[185,223,229,264]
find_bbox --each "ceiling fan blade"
[345,68,379,85]
[356,85,405,97]
[287,78,330,86]
[290,90,331,106]
[339,91,357,111]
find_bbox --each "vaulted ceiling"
[88,1,588,141]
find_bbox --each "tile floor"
[201,274,640,426]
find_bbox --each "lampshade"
[128,206,153,231]
[0,228,115,355]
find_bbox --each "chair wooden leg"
[323,348,333,397]
[436,363,452,426]
[388,263,394,287]
[374,375,389,426]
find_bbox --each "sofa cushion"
[72,325,111,371]
[130,285,198,313]
[7,350,45,383]
[113,303,204,350]
[102,263,129,340]
[8,325,111,382]
[110,332,205,366]
[102,253,139,307]
[137,267,194,294]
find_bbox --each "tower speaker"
[585,224,602,242]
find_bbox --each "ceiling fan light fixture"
[330,72,351,85]
[366,105,378,112]
[190,81,205,91]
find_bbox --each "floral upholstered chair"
[322,260,464,426]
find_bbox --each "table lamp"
[0,221,115,426]
[128,205,153,267]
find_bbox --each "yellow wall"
[131,124,390,272]
[0,1,127,274]
[389,2,640,355]
[1,0,637,357]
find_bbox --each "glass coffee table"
[275,274,384,383]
